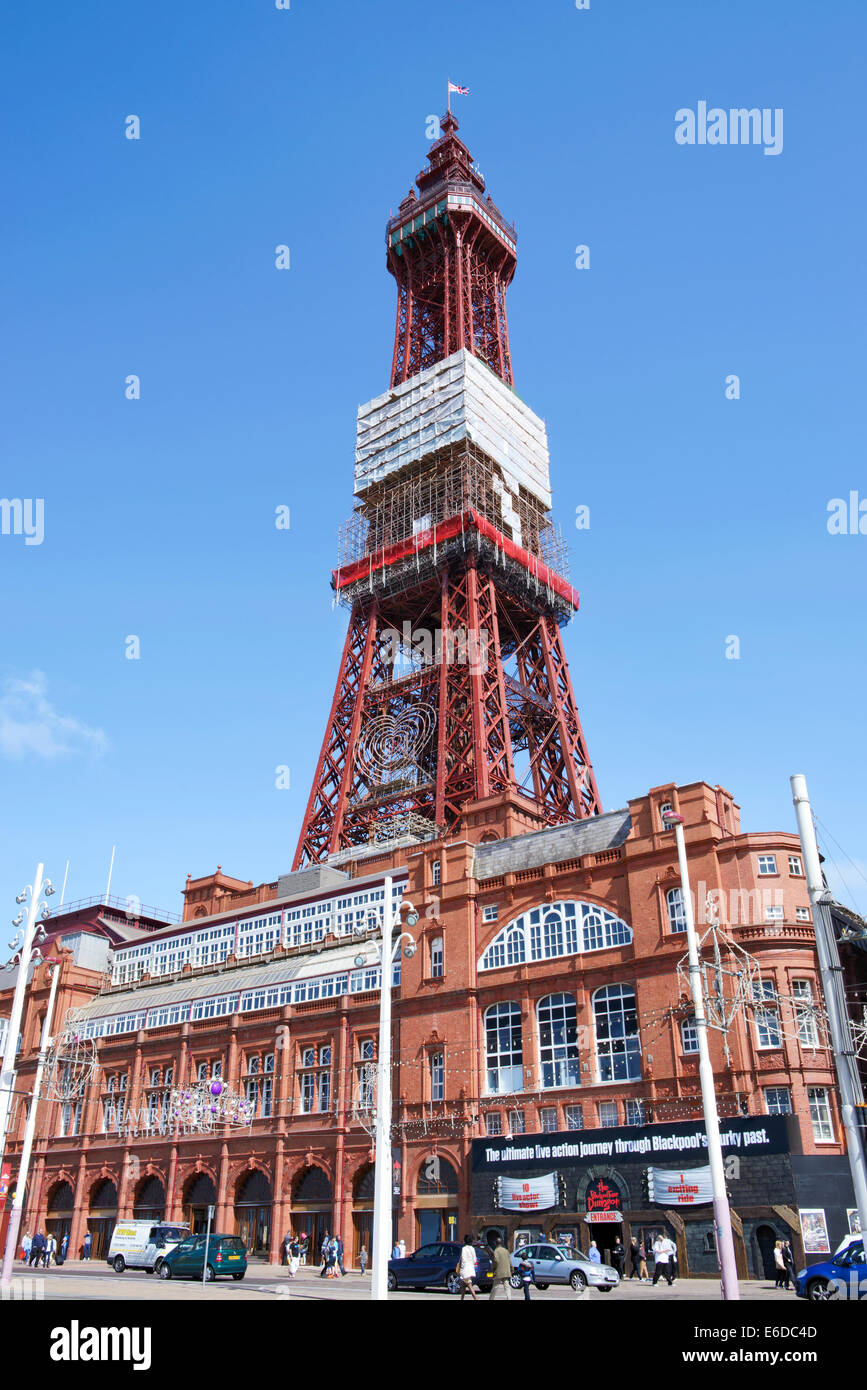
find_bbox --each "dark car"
[387,1241,493,1294]
[794,1237,865,1300]
[158,1233,247,1282]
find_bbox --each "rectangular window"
[318,1071,331,1112]
[624,1099,645,1126]
[758,855,778,875]
[508,1109,525,1135]
[430,1052,444,1103]
[765,905,784,921]
[681,1016,699,1054]
[300,1073,315,1114]
[565,1104,583,1131]
[808,1086,833,1142]
[753,981,782,1048]
[261,1076,273,1118]
[764,1087,792,1115]
[245,1079,259,1116]
[793,980,819,1047]
[598,1101,618,1127]
[539,1107,558,1132]
[788,855,804,876]
[484,1112,502,1136]
[430,937,443,978]
[483,904,499,922]
[796,907,811,922]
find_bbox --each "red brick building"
[2,779,858,1277]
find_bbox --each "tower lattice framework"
[293,114,601,868]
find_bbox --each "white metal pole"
[105,846,116,902]
[0,864,45,1167]
[59,861,70,908]
[671,821,741,1300]
[1,959,60,1287]
[202,1204,213,1285]
[371,876,394,1301]
[790,774,867,1243]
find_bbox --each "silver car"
[510,1242,620,1293]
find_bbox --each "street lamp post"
[662,812,740,1300]
[0,865,54,1181]
[1,956,60,1287]
[365,875,417,1302]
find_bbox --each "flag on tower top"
[448,82,469,95]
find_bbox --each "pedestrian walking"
[300,1233,308,1265]
[629,1237,641,1279]
[288,1237,300,1279]
[457,1234,479,1302]
[773,1240,786,1287]
[336,1235,346,1277]
[612,1238,626,1278]
[359,1244,368,1276]
[82,1231,92,1261]
[488,1235,512,1300]
[652,1233,675,1286]
[517,1251,535,1302]
[398,1238,406,1260]
[669,1245,679,1282]
[638,1239,649,1281]
[44,1234,56,1268]
[21,1232,31,1265]
[392,1239,401,1260]
[782,1241,796,1291]
[327,1236,339,1277]
[282,1232,291,1266]
[319,1232,330,1278]
[60,1233,69,1263]
[588,1240,601,1265]
[29,1232,45,1267]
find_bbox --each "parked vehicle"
[509,1242,619,1292]
[386,1241,493,1294]
[106,1221,190,1274]
[158,1233,248,1282]
[795,1237,865,1300]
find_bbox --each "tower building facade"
[294,114,601,869]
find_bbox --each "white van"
[107,1221,190,1274]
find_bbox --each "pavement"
[2,1260,799,1302]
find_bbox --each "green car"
[158,1233,247,1282]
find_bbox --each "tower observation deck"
[293,114,601,868]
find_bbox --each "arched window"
[416,1157,459,1196]
[680,1015,699,1054]
[593,984,641,1082]
[480,901,631,972]
[666,888,686,933]
[537,993,581,1089]
[484,1002,523,1095]
[294,1166,333,1204]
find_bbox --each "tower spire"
[386,115,517,387]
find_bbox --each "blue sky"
[3,0,866,920]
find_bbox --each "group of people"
[773,1239,797,1289]
[20,1231,69,1267]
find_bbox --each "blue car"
[387,1242,494,1294]
[795,1237,865,1300]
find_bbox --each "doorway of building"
[587,1220,620,1265]
[755,1224,781,1280]
[415,1155,459,1249]
[292,1165,333,1266]
[234,1170,272,1259]
[352,1164,374,1268]
[87,1179,118,1261]
[183,1172,217,1234]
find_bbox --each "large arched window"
[666,887,686,933]
[537,993,581,1089]
[480,901,632,972]
[484,1002,523,1095]
[593,984,641,1082]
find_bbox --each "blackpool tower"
[293,112,601,867]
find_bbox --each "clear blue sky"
[3,0,866,920]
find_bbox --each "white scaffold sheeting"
[354,349,552,510]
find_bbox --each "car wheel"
[158,1263,172,1280]
[232,1272,245,1281]
[536,1282,549,1290]
[597,1285,614,1292]
[386,1272,398,1292]
[807,1278,839,1301]
[113,1256,126,1274]
[509,1273,522,1290]
[445,1271,462,1295]
[204,1265,216,1283]
[570,1270,587,1291]
[153,1258,163,1276]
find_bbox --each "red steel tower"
[293,113,601,868]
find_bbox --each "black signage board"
[472,1114,790,1173]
